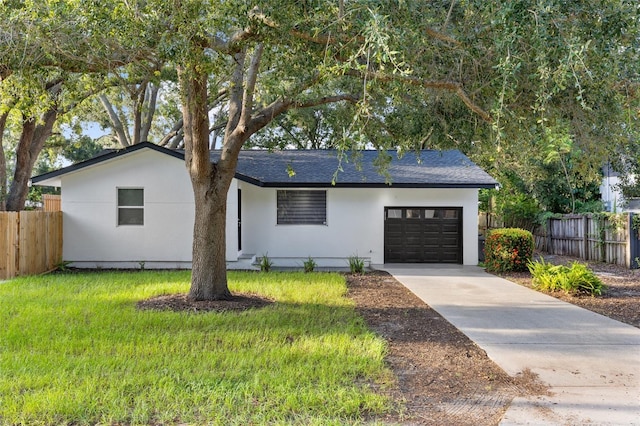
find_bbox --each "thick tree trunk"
[178,45,281,300]
[0,110,9,210]
[179,60,235,300]
[6,118,36,211]
[190,171,232,300]
[5,108,58,211]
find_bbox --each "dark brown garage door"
[384,207,462,263]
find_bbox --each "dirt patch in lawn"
[346,271,547,425]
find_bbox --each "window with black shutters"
[117,188,144,226]
[277,190,327,225]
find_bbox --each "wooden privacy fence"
[533,213,640,269]
[0,211,63,280]
[478,212,504,235]
[42,194,61,212]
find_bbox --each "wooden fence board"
[0,211,62,279]
[0,212,19,280]
[43,194,61,212]
[531,213,632,268]
[47,212,63,271]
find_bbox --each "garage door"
[384,207,462,263]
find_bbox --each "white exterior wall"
[60,149,239,268]
[57,147,480,268]
[601,175,624,213]
[239,183,479,266]
[601,174,640,212]
[61,149,194,268]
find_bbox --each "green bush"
[348,255,365,274]
[303,256,317,273]
[528,258,606,296]
[484,228,534,272]
[259,253,273,272]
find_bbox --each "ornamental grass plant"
[527,258,606,296]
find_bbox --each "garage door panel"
[405,223,423,232]
[387,238,403,248]
[423,223,441,232]
[440,236,459,245]
[384,207,462,264]
[440,253,461,262]
[386,223,403,232]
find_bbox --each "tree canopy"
[1,0,638,297]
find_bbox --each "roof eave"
[234,176,498,189]
[31,142,185,185]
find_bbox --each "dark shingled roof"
[32,142,497,189]
[228,149,497,188]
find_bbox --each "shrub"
[260,253,273,272]
[528,258,605,296]
[303,256,317,273]
[484,228,534,273]
[348,255,365,274]
[491,189,540,231]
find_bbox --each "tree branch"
[178,64,211,183]
[239,44,264,129]
[346,70,492,122]
[248,93,359,136]
[140,83,158,143]
[250,7,459,47]
[0,109,10,210]
[158,119,183,147]
[132,82,146,145]
[442,0,457,32]
[293,94,360,109]
[158,88,226,149]
[99,94,131,146]
[209,29,253,54]
[224,50,246,154]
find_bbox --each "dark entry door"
[237,188,242,251]
[384,207,462,263]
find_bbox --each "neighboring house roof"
[32,141,497,189]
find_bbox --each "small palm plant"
[303,256,317,273]
[348,255,365,274]
[260,253,273,272]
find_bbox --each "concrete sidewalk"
[377,264,640,425]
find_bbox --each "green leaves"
[528,258,606,296]
[484,228,535,273]
[3,0,638,216]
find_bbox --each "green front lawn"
[0,271,393,425]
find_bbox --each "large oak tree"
[2,0,637,299]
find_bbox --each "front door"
[237,188,242,251]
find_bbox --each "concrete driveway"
[377,264,640,425]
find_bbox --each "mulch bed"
[137,293,273,313]
[346,271,546,425]
[500,253,640,329]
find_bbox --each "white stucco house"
[32,142,497,269]
[600,164,624,212]
[600,164,639,212]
